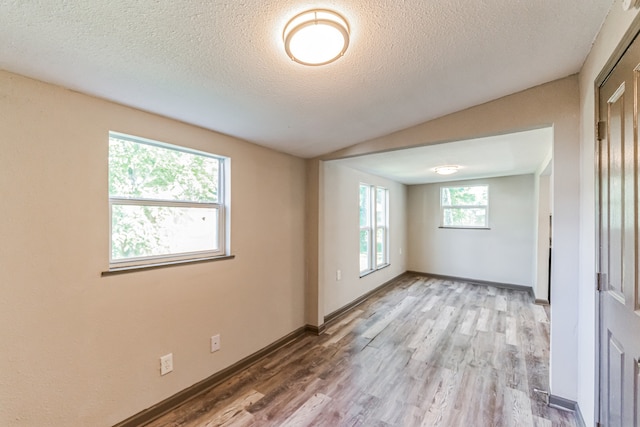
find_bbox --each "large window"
[440,185,489,228]
[108,132,227,268]
[360,184,388,275]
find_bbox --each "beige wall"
[407,175,535,287]
[304,159,323,326]
[578,3,640,425]
[322,162,407,316]
[0,71,306,426]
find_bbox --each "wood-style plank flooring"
[145,275,576,426]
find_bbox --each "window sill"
[438,226,491,230]
[101,255,235,276]
[359,263,390,278]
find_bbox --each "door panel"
[607,333,624,427]
[598,32,640,427]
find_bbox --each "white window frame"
[374,186,389,269]
[360,184,389,276]
[108,132,228,269]
[440,184,489,229]
[359,184,372,274]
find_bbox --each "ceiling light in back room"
[283,9,350,66]
[434,165,460,175]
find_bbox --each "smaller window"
[440,185,488,228]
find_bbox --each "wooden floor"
[145,275,576,427]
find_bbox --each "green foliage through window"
[109,136,219,202]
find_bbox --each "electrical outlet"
[211,334,221,353]
[336,270,341,281]
[160,353,173,376]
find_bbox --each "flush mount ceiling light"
[434,165,460,175]
[283,9,350,66]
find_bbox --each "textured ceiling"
[332,127,553,185]
[0,1,612,158]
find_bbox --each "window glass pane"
[359,185,370,227]
[111,204,218,260]
[360,229,370,272]
[441,186,487,206]
[376,227,385,266]
[442,207,487,227]
[376,188,386,224]
[109,135,219,203]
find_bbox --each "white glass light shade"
[434,165,460,175]
[283,9,350,66]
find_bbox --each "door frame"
[594,13,640,424]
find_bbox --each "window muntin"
[109,132,227,267]
[440,185,488,228]
[360,184,389,275]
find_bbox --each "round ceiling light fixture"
[283,9,350,66]
[434,165,460,175]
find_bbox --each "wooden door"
[598,32,640,427]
